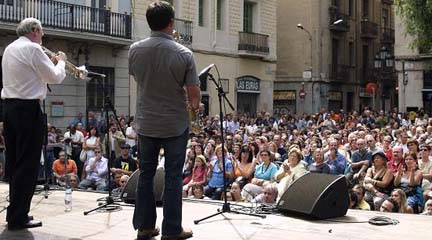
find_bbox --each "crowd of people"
[181,107,432,215]
[1,107,432,216]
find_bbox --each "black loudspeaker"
[276,172,349,219]
[121,167,165,204]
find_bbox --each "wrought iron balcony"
[173,18,193,46]
[361,19,378,39]
[238,31,269,57]
[329,64,351,81]
[0,0,131,39]
[382,27,395,44]
[329,6,350,32]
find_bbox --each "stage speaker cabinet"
[276,172,349,219]
[121,167,165,205]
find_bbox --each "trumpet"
[41,46,88,80]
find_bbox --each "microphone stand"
[83,73,125,215]
[194,72,265,224]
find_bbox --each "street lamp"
[296,23,313,112]
[373,47,395,111]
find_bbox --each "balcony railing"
[329,64,351,81]
[238,32,269,56]
[361,20,378,39]
[329,6,350,32]
[0,0,131,39]
[173,18,193,46]
[382,27,395,44]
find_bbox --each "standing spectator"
[125,120,137,148]
[72,112,86,129]
[82,126,101,166]
[2,17,66,230]
[129,2,200,239]
[64,125,85,179]
[102,123,125,161]
[76,122,87,138]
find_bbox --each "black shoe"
[8,220,42,231]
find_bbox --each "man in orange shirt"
[52,151,77,185]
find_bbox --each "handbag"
[79,149,87,162]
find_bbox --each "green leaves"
[395,0,432,52]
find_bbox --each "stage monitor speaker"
[276,172,349,219]
[121,167,165,205]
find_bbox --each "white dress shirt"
[1,36,66,100]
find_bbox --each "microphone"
[199,64,214,82]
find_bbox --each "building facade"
[0,0,133,129]
[130,0,277,118]
[276,0,396,115]
[394,11,432,113]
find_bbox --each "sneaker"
[137,227,160,240]
[161,228,193,240]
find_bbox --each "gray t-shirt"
[129,31,199,138]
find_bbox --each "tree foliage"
[395,0,432,52]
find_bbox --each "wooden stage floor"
[0,182,430,240]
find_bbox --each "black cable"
[368,216,399,226]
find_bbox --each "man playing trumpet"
[1,17,67,230]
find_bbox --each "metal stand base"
[193,202,265,224]
[83,196,121,215]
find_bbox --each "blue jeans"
[133,129,188,235]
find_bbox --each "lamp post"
[401,60,408,112]
[297,23,313,112]
[373,46,394,111]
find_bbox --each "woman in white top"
[82,126,101,165]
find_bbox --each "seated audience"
[352,184,371,210]
[79,148,108,191]
[390,189,414,214]
[394,152,423,213]
[183,155,208,196]
[421,199,432,215]
[52,151,77,185]
[275,148,307,199]
[308,148,330,174]
[111,144,137,176]
[204,145,233,200]
[380,198,399,213]
[364,150,393,210]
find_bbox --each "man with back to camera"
[129,1,200,239]
[1,17,67,230]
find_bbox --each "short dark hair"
[146,1,175,31]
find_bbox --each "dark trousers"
[3,99,44,226]
[133,129,188,236]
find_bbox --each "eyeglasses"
[120,181,127,183]
[95,151,101,153]
[421,149,429,152]
[260,153,269,157]
[59,155,65,157]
